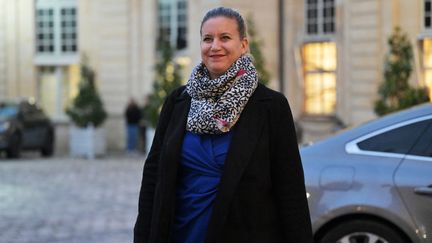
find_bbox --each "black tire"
[319,219,406,243]
[41,132,54,157]
[6,133,21,159]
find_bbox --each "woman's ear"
[241,38,249,54]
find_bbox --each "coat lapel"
[155,91,191,241]
[205,86,267,243]
[161,92,190,191]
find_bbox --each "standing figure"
[125,98,142,152]
[134,7,313,243]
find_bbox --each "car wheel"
[41,132,54,157]
[6,133,21,159]
[318,219,406,243]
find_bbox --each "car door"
[394,117,432,242]
[20,103,49,148]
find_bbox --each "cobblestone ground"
[0,153,145,243]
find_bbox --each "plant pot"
[69,124,106,159]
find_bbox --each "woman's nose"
[210,39,222,50]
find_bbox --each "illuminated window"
[422,39,432,100]
[306,0,335,35]
[302,42,337,114]
[158,0,187,50]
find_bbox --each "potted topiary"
[374,27,430,116]
[65,57,107,159]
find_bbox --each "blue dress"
[171,130,234,243]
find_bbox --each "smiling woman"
[200,16,248,79]
[134,7,313,243]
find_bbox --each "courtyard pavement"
[0,153,146,243]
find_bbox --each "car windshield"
[0,103,18,119]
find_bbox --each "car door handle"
[414,186,432,196]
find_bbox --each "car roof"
[350,103,431,132]
[303,103,432,151]
[0,97,37,107]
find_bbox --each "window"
[303,0,337,115]
[35,0,79,119]
[35,0,78,55]
[159,1,171,43]
[60,8,77,53]
[158,0,187,50]
[36,9,55,53]
[409,122,432,157]
[358,119,431,155]
[322,0,335,34]
[306,0,335,36]
[177,0,187,49]
[421,39,432,100]
[425,0,432,29]
[302,42,337,114]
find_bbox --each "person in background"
[124,98,141,153]
[134,7,313,243]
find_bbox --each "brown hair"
[200,7,246,39]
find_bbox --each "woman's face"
[201,16,248,79]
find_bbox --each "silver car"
[301,103,432,243]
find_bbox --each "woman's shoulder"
[163,85,188,103]
[168,85,187,98]
[254,84,289,105]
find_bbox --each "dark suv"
[0,99,55,158]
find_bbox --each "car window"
[357,119,431,154]
[28,104,40,114]
[0,104,18,118]
[20,102,39,115]
[20,102,32,114]
[409,122,432,157]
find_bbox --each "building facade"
[0,0,156,153]
[0,0,431,154]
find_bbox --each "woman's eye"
[203,37,212,42]
[221,36,230,40]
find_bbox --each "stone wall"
[0,0,6,98]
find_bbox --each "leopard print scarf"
[186,54,258,134]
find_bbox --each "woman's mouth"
[209,54,225,60]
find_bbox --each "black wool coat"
[134,84,313,243]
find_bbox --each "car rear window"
[409,123,432,157]
[357,119,431,155]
